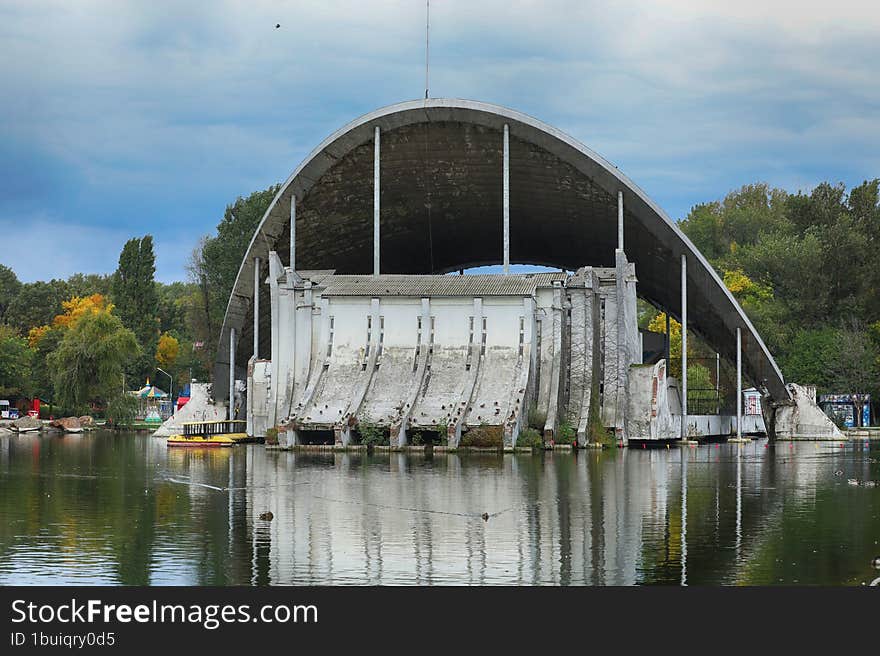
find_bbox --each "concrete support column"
[373,126,380,275]
[289,194,296,270]
[617,190,624,252]
[503,123,510,274]
[736,326,742,440]
[228,327,236,421]
[253,257,260,360]
[268,252,284,427]
[680,254,687,439]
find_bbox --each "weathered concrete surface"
[151,383,225,437]
[215,99,788,408]
[774,383,843,440]
[615,251,641,440]
[247,358,272,438]
[248,266,777,449]
[253,273,543,447]
[542,285,564,441]
[625,360,679,441]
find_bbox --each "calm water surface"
[1,430,878,585]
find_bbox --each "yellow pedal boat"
[167,420,250,447]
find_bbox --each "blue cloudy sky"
[2,0,879,283]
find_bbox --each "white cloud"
[1,0,878,279]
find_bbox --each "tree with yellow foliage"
[156,333,179,369]
[26,293,119,403]
[52,294,113,329]
[647,312,683,377]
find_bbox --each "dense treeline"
[185,185,280,365]
[676,180,880,400]
[0,186,277,415]
[1,179,878,415]
[0,252,204,415]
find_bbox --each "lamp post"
[156,367,173,417]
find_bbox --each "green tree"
[187,185,279,362]
[112,236,159,382]
[4,279,70,336]
[66,273,112,298]
[679,179,880,396]
[0,325,33,398]
[156,281,196,337]
[0,265,21,324]
[48,311,140,413]
[29,326,63,401]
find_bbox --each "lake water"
[0,430,878,585]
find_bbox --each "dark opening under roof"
[214,99,787,403]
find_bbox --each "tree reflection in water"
[0,431,878,585]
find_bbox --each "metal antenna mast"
[425,0,430,99]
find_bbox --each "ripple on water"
[1,432,878,585]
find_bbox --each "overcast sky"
[2,0,879,283]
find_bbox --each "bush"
[516,427,543,449]
[357,420,389,447]
[557,421,576,445]
[265,427,278,445]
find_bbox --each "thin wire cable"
[425,0,430,99]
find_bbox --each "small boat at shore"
[167,420,249,447]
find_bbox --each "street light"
[156,367,173,416]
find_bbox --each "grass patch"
[557,420,577,445]
[516,427,543,449]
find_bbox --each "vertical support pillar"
[228,327,236,421]
[253,257,260,360]
[617,190,624,252]
[736,327,742,440]
[289,194,296,270]
[373,126,380,276]
[503,123,510,274]
[680,254,687,439]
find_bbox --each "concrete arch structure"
[214,98,787,406]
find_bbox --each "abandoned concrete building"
[205,99,839,447]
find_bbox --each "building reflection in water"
[4,431,871,586]
[226,445,789,586]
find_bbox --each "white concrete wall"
[775,383,843,439]
[625,360,679,441]
[361,299,422,425]
[465,298,527,428]
[599,277,619,427]
[151,383,226,437]
[535,287,556,419]
[248,360,272,437]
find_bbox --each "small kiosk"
[818,393,871,428]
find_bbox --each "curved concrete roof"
[215,98,787,402]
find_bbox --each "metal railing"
[669,355,737,416]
